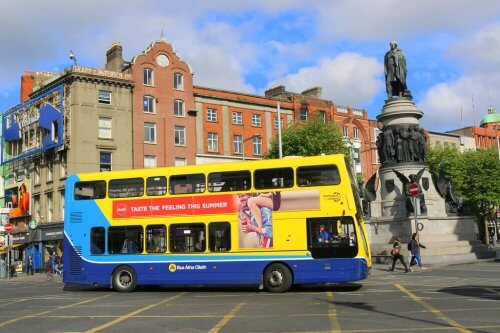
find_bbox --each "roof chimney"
[105,41,124,72]
[301,86,322,99]
[265,85,287,98]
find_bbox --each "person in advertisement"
[238,193,273,248]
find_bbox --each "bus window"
[169,224,206,252]
[208,171,251,192]
[90,227,105,254]
[74,181,106,200]
[146,176,167,196]
[108,178,144,198]
[306,217,357,259]
[254,168,294,189]
[169,174,205,194]
[208,222,231,252]
[146,225,166,253]
[297,165,340,187]
[108,226,143,254]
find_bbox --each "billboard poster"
[1,85,64,164]
[4,180,31,219]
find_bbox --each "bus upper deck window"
[109,178,144,198]
[297,165,340,187]
[74,181,106,200]
[254,168,293,189]
[208,171,250,192]
[169,174,205,195]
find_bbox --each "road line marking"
[327,291,341,333]
[396,284,471,333]
[85,292,185,333]
[0,294,113,329]
[0,299,27,308]
[208,302,245,333]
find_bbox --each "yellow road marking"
[396,284,471,333]
[208,302,245,333]
[85,292,185,333]
[0,298,27,307]
[327,291,341,333]
[0,294,113,329]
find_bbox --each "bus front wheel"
[263,263,292,293]
[112,265,137,292]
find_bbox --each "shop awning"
[0,244,23,254]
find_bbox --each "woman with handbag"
[389,236,408,273]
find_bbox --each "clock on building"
[156,54,169,67]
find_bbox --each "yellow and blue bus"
[63,154,371,292]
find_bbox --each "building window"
[233,135,243,154]
[175,158,187,166]
[174,99,185,117]
[252,114,262,127]
[98,117,112,139]
[60,152,67,178]
[33,195,41,222]
[274,117,284,130]
[143,68,154,86]
[206,108,217,122]
[300,108,308,121]
[173,72,184,90]
[208,132,219,152]
[143,95,155,113]
[353,127,359,139]
[59,190,65,219]
[98,91,111,104]
[100,151,112,172]
[253,136,262,156]
[46,192,53,222]
[232,112,243,125]
[47,158,54,182]
[343,126,349,137]
[144,155,156,168]
[319,111,326,123]
[144,123,156,143]
[34,162,40,185]
[174,126,186,146]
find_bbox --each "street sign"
[4,223,13,233]
[408,183,420,197]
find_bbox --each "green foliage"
[266,118,349,158]
[426,146,500,219]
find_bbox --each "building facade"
[0,66,134,271]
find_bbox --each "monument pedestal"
[367,98,493,264]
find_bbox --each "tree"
[427,146,500,242]
[266,118,349,158]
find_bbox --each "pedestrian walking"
[389,236,408,273]
[26,255,34,275]
[409,233,427,271]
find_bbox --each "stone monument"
[364,41,492,264]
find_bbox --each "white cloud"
[419,23,500,131]
[268,53,383,107]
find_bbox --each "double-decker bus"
[63,155,371,292]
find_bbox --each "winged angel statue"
[431,171,464,213]
[392,168,427,215]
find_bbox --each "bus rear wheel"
[263,263,292,293]
[112,265,137,292]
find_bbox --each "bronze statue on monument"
[384,41,412,99]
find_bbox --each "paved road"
[0,261,499,333]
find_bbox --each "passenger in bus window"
[349,232,356,246]
[91,239,103,254]
[317,225,331,245]
[127,240,140,253]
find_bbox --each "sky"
[1,0,499,132]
